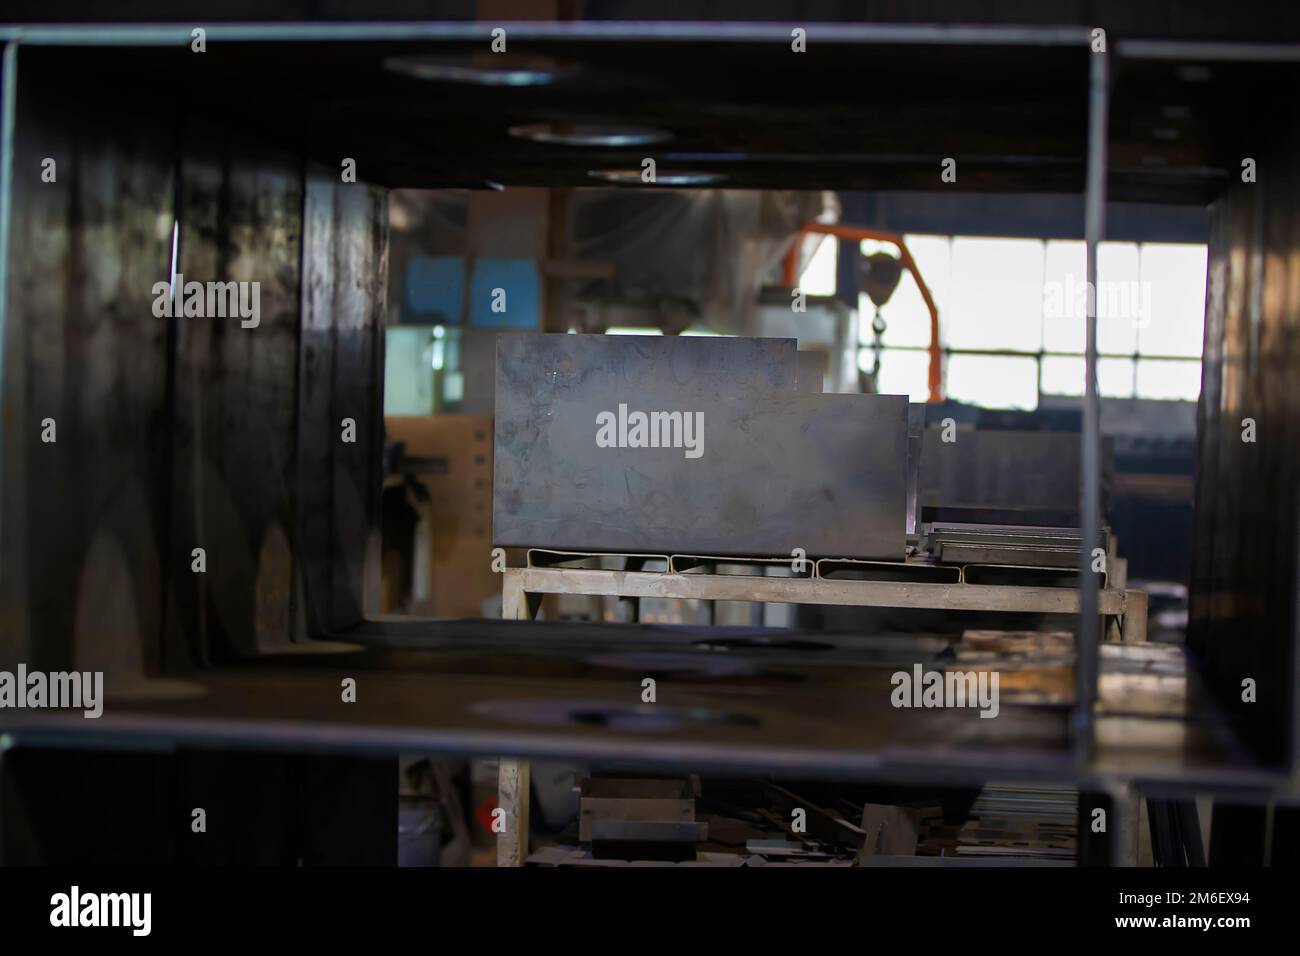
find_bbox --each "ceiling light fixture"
[509,123,673,147]
[587,169,724,186]
[383,54,565,87]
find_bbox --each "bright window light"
[947,237,1045,352]
[1040,355,1136,398]
[797,234,838,296]
[835,232,1206,409]
[1136,358,1202,401]
[1139,244,1207,358]
[1041,239,1086,352]
[870,348,932,402]
[1095,242,1141,354]
[946,354,1038,410]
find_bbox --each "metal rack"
[495,550,1149,865]
[503,551,1148,642]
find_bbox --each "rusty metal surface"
[1191,108,1300,772]
[168,122,304,664]
[0,52,174,676]
[0,51,391,676]
[494,333,907,558]
[298,166,389,635]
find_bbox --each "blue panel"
[469,258,541,329]
[404,255,465,323]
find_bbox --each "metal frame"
[0,42,16,586]
[860,329,1204,404]
[0,22,1094,46]
[1077,45,1109,763]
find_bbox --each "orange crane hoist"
[783,224,943,403]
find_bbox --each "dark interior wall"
[1191,117,1300,771]
[0,50,176,677]
[0,48,389,681]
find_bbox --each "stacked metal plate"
[494,333,909,559]
[929,523,1106,568]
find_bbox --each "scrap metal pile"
[526,775,1078,866]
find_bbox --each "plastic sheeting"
[570,189,827,333]
[387,188,828,334]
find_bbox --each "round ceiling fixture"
[383,54,566,87]
[509,122,673,147]
[587,169,725,186]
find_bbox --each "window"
[844,234,1207,408]
[797,233,838,296]
[946,353,1038,410]
[945,237,1045,352]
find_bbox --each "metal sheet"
[920,427,1113,523]
[1191,114,1300,772]
[494,334,907,559]
[298,166,389,634]
[0,633,1283,798]
[905,402,926,535]
[169,124,304,662]
[928,523,1106,569]
[497,332,798,401]
[0,54,174,675]
[0,54,392,674]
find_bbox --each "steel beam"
[1076,46,1109,765]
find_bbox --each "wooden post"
[496,758,531,867]
[497,567,535,866]
[1121,589,1148,643]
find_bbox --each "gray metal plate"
[494,334,907,558]
[920,428,1109,518]
[497,332,798,401]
